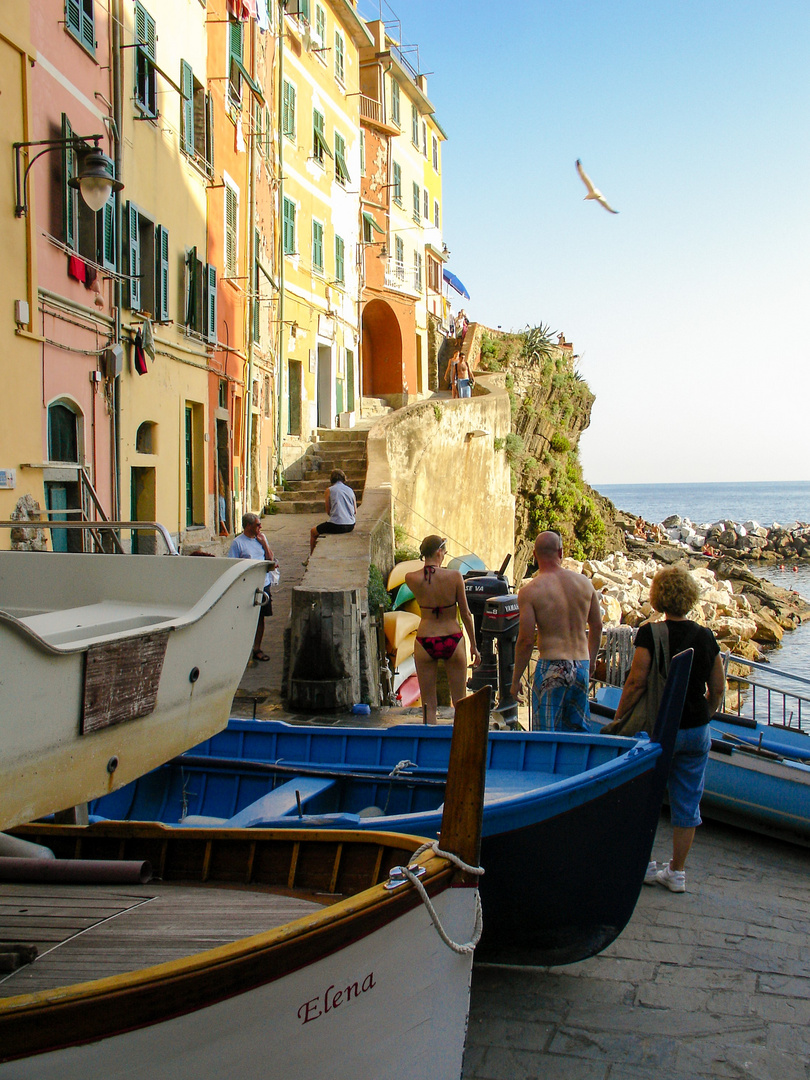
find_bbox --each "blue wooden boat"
[592,686,810,847]
[89,652,694,965]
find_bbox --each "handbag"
[601,622,670,737]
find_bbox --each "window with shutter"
[411,103,418,146]
[180,61,194,156]
[66,0,95,54]
[423,189,429,220]
[185,247,203,333]
[434,199,440,230]
[414,252,422,292]
[334,235,345,284]
[334,132,350,185]
[392,162,402,206]
[412,182,420,224]
[422,121,427,157]
[265,107,272,156]
[312,220,324,273]
[205,264,218,344]
[283,81,296,139]
[432,135,439,171]
[254,101,264,154]
[395,236,404,279]
[334,30,345,84]
[315,4,325,48]
[391,79,400,127]
[100,194,116,272]
[283,197,296,255]
[224,184,239,277]
[135,3,157,117]
[228,18,244,108]
[313,110,331,165]
[61,114,77,251]
[125,201,141,310]
[155,225,170,321]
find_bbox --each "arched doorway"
[46,400,82,552]
[361,299,403,397]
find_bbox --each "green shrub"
[549,433,570,453]
[368,564,392,612]
[432,402,443,422]
[395,546,420,563]
[504,432,524,462]
[493,436,505,451]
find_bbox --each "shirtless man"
[455,354,473,398]
[508,531,602,731]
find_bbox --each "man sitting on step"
[310,469,357,554]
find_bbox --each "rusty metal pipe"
[0,858,152,884]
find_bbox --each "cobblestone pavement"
[464,816,810,1080]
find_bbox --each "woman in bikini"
[405,534,481,724]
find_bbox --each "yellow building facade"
[275,2,372,476]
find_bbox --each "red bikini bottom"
[416,632,463,661]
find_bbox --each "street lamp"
[14,136,123,218]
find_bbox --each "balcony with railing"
[359,94,383,125]
[384,259,418,294]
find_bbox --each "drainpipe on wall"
[111,0,123,521]
[274,0,286,485]
[244,17,258,511]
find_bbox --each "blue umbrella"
[443,268,470,299]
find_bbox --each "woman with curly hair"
[615,563,725,892]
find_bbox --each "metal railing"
[724,654,810,732]
[359,94,383,124]
[383,258,420,293]
[0,520,179,555]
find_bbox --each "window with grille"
[66,0,94,54]
[135,3,157,117]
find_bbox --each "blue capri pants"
[667,723,711,828]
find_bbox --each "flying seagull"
[575,159,619,214]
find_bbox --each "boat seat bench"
[180,776,338,827]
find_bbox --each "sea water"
[597,480,810,684]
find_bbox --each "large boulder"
[752,610,784,644]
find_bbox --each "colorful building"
[274,1,371,478]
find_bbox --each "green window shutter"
[135,3,156,58]
[334,31,344,83]
[299,0,310,21]
[412,104,418,145]
[205,264,217,343]
[225,185,238,276]
[283,197,295,254]
[265,106,272,155]
[283,81,296,138]
[66,0,82,36]
[99,193,116,271]
[391,80,400,126]
[80,0,95,51]
[180,61,194,156]
[61,114,77,250]
[412,182,420,222]
[125,202,140,310]
[393,161,401,203]
[312,221,323,271]
[335,235,344,283]
[155,225,170,321]
[205,91,215,173]
[228,18,243,105]
[315,5,325,45]
[313,110,332,162]
[185,247,198,328]
[334,132,350,184]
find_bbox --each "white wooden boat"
[0,550,267,831]
[0,689,490,1079]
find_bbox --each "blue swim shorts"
[667,723,711,828]
[531,659,591,732]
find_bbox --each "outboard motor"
[465,556,519,721]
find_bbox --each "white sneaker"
[643,860,659,885]
[655,863,686,893]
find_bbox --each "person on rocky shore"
[615,564,725,893]
[509,531,603,730]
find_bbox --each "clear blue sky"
[357,0,810,486]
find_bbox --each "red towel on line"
[68,255,86,283]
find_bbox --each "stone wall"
[285,376,513,709]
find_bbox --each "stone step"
[273,498,362,515]
[276,483,363,501]
[360,397,394,417]
[315,427,369,443]
[307,446,367,462]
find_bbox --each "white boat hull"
[0,552,266,830]
[0,885,476,1080]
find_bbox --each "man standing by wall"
[509,531,602,731]
[229,513,276,662]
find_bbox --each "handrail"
[727,653,810,689]
[0,520,179,555]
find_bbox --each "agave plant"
[521,323,556,367]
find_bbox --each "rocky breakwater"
[559,551,810,702]
[650,514,810,562]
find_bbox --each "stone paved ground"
[464,816,810,1080]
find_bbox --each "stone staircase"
[360,396,395,418]
[275,428,368,514]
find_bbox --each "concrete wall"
[285,375,512,709]
[379,374,514,569]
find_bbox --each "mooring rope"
[401,840,485,955]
